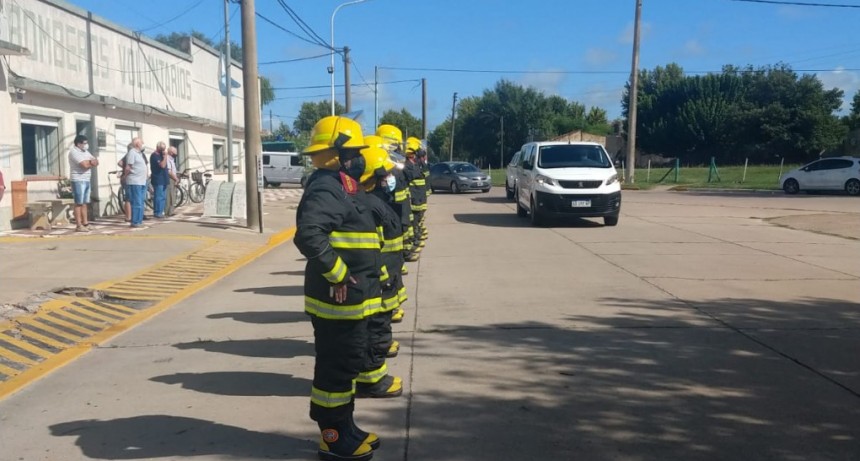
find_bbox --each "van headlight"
[605,174,618,186]
[535,174,558,187]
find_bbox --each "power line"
[276,0,332,49]
[379,65,860,74]
[255,12,330,49]
[135,0,206,33]
[729,0,860,7]
[272,79,420,91]
[350,58,375,91]
[260,53,331,66]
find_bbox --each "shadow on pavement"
[174,338,314,359]
[386,296,860,460]
[50,415,312,459]
[151,371,311,397]
[235,285,304,297]
[453,213,530,228]
[208,311,309,324]
[470,196,510,204]
[272,270,305,276]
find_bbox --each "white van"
[515,141,621,226]
[262,151,304,187]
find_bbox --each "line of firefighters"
[294,115,431,461]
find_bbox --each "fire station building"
[0,0,246,230]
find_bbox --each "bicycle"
[105,170,125,217]
[188,169,213,203]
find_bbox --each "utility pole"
[343,46,351,112]
[449,92,457,161]
[269,109,273,134]
[224,0,234,183]
[374,65,379,128]
[625,0,642,184]
[500,115,504,169]
[240,0,262,231]
[421,78,427,139]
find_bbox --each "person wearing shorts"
[68,135,98,232]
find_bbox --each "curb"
[0,226,297,400]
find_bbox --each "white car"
[505,150,522,201]
[515,141,621,226]
[780,157,860,196]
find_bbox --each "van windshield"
[538,145,611,169]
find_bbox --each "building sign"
[5,1,193,111]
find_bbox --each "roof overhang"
[0,40,30,56]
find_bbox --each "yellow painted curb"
[0,226,297,400]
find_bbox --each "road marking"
[0,227,297,400]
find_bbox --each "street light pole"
[500,115,504,169]
[330,0,367,115]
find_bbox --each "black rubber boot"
[317,420,374,461]
[348,413,380,450]
[355,375,403,399]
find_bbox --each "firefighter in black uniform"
[403,138,427,262]
[407,137,430,242]
[355,144,406,391]
[294,115,381,461]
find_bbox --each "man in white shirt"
[68,135,99,232]
[123,137,148,227]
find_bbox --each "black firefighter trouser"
[310,316,369,424]
[357,309,394,389]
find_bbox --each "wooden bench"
[26,202,52,231]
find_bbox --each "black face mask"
[342,155,365,181]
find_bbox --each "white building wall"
[0,0,249,230]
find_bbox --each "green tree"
[293,100,345,134]
[379,109,423,139]
[153,30,273,106]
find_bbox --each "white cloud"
[818,67,860,113]
[682,39,705,57]
[618,22,652,44]
[576,85,626,119]
[520,70,566,95]
[585,48,618,67]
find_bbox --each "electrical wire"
[255,12,330,49]
[135,0,206,33]
[729,0,860,7]
[276,0,332,49]
[350,58,375,91]
[260,53,331,66]
[273,79,421,91]
[379,65,860,74]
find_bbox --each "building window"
[231,142,242,173]
[21,116,61,176]
[213,141,226,172]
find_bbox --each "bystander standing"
[123,138,148,227]
[150,142,169,218]
[165,146,179,216]
[68,135,99,232]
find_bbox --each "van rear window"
[538,145,611,169]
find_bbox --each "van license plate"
[572,200,591,208]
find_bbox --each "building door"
[115,126,138,167]
[170,135,187,173]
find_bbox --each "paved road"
[1,189,858,460]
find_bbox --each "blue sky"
[73,0,860,135]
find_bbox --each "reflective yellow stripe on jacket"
[322,256,348,284]
[411,203,428,212]
[305,296,382,320]
[329,231,381,250]
[394,189,409,202]
[411,178,426,187]
[311,384,355,408]
[357,363,388,384]
[381,235,404,253]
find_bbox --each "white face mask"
[385,174,397,192]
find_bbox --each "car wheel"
[604,214,619,226]
[529,196,544,227]
[269,182,281,187]
[783,178,800,195]
[450,181,460,194]
[482,188,490,193]
[263,177,268,188]
[846,179,860,196]
[516,190,527,218]
[505,181,514,200]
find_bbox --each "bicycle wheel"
[189,183,205,203]
[175,185,186,208]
